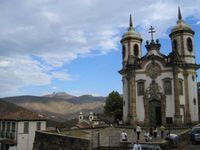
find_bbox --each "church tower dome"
[121,15,142,40]
[171,7,193,34]
[121,15,143,66]
[169,7,195,64]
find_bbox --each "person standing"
[133,140,142,150]
[160,125,165,139]
[120,130,128,142]
[136,124,141,140]
[153,126,158,138]
[144,130,149,142]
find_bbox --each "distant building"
[119,8,200,126]
[76,112,106,129]
[0,110,46,150]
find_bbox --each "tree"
[104,91,123,121]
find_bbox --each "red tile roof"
[0,110,46,121]
[76,120,91,129]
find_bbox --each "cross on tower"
[148,26,156,41]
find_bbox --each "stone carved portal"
[144,80,166,126]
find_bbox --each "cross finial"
[148,26,156,41]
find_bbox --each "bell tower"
[169,7,195,64]
[119,15,142,125]
[121,15,143,67]
[169,7,199,124]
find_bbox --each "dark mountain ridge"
[0,92,106,121]
[2,92,105,104]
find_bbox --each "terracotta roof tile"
[0,110,46,121]
[76,121,91,129]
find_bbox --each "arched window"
[163,79,172,95]
[193,98,196,105]
[192,75,195,81]
[179,79,183,95]
[122,45,125,59]
[134,44,139,57]
[187,38,193,52]
[172,39,178,51]
[137,80,145,95]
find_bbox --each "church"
[119,8,200,126]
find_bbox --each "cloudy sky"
[0,0,200,97]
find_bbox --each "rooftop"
[0,110,46,121]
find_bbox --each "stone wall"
[33,131,91,150]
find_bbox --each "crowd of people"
[120,124,173,150]
[120,124,167,142]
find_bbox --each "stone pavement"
[91,127,179,147]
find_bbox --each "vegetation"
[104,91,123,121]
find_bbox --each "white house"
[0,110,46,150]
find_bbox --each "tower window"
[134,44,139,57]
[137,81,145,95]
[187,38,193,52]
[122,45,125,59]
[193,98,196,105]
[192,75,195,81]
[178,79,183,95]
[163,79,172,95]
[172,39,177,51]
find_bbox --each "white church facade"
[119,8,200,126]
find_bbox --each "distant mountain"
[1,92,106,121]
[43,92,75,99]
[0,100,27,114]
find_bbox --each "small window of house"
[12,122,16,132]
[2,122,5,131]
[24,122,29,134]
[37,122,41,130]
[7,122,10,132]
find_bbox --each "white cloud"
[1,0,200,96]
[197,21,200,25]
[0,56,75,97]
[69,90,100,97]
[52,71,75,81]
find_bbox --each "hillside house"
[0,111,46,150]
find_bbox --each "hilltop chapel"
[119,8,200,126]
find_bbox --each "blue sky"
[0,0,200,97]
